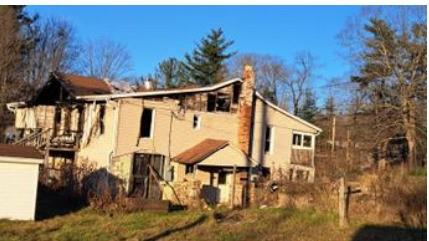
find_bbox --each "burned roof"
[173,139,229,165]
[55,73,112,96]
[0,144,43,159]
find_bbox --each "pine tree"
[155,58,188,88]
[298,88,318,122]
[324,95,336,118]
[352,17,427,169]
[184,28,235,86]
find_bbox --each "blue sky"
[27,6,360,91]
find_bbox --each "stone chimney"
[237,65,255,155]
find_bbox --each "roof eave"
[76,78,243,101]
[255,91,323,133]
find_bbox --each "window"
[292,132,313,149]
[303,135,312,147]
[264,126,273,153]
[193,115,201,129]
[218,172,227,185]
[232,83,241,104]
[185,164,194,174]
[292,133,301,146]
[207,94,216,112]
[140,108,154,138]
[99,104,106,135]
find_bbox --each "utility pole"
[331,115,336,155]
[346,129,351,165]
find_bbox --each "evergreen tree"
[298,88,318,122]
[184,28,235,86]
[155,58,188,88]
[324,95,336,117]
[352,17,426,169]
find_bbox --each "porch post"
[230,165,237,208]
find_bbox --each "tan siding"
[76,101,117,167]
[251,98,318,169]
[115,98,143,155]
[116,99,239,159]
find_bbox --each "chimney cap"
[243,64,255,81]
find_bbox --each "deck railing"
[14,128,52,149]
[14,128,82,151]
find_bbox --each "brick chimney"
[237,65,255,155]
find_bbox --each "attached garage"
[0,144,43,220]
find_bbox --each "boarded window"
[140,108,153,138]
[264,126,273,153]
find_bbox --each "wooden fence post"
[338,177,348,227]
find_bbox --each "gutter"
[6,102,26,113]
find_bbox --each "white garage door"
[0,161,40,220]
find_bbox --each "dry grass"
[0,206,425,241]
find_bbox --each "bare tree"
[286,52,315,115]
[228,53,288,105]
[24,17,80,89]
[0,6,37,139]
[339,6,427,169]
[78,38,133,80]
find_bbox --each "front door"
[217,171,231,204]
[131,153,165,199]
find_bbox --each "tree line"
[0,6,426,170]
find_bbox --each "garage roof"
[0,144,43,159]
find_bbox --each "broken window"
[193,114,201,129]
[303,135,312,147]
[216,94,231,112]
[99,104,106,135]
[207,94,216,112]
[232,83,241,104]
[140,108,154,138]
[264,126,273,153]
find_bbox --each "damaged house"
[7,66,321,207]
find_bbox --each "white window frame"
[264,125,275,155]
[292,131,314,150]
[193,114,201,130]
[141,108,155,139]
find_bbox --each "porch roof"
[172,139,228,165]
[172,139,251,167]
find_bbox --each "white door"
[217,172,231,204]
